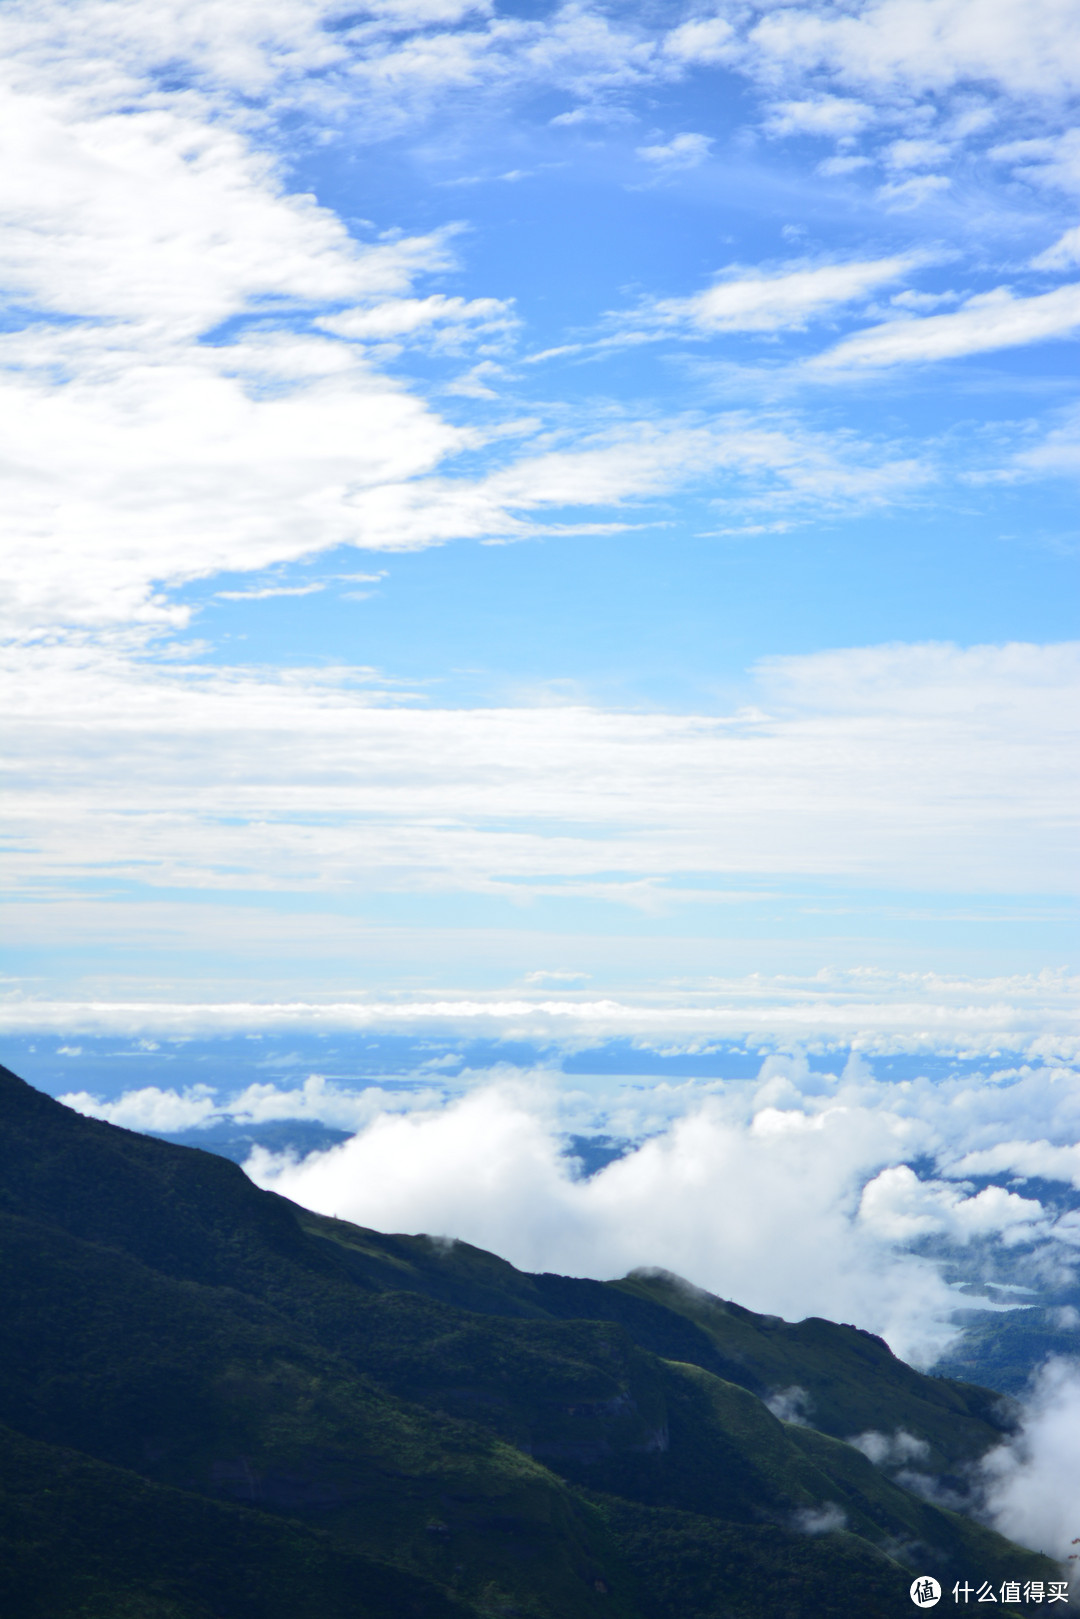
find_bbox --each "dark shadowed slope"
[0,1062,1058,1619]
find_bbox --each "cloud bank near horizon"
[4,640,1077,953]
[5,962,1078,1046]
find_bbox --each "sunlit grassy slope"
[0,1062,1058,1618]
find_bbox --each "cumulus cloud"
[735,0,1080,102]
[665,0,1080,209]
[0,0,495,633]
[231,1041,1080,1365]
[945,1141,1080,1191]
[44,1018,1080,1366]
[859,1165,1052,1246]
[635,132,713,170]
[59,1073,441,1133]
[662,17,737,67]
[883,137,952,172]
[980,1358,1080,1559]
[61,1083,220,1132]
[763,97,874,140]
[244,1075,970,1362]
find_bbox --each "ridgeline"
[0,1062,1058,1618]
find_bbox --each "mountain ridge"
[0,1061,1060,1618]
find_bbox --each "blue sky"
[8,0,1080,1429]
[2,0,1079,1011]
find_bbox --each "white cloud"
[0,324,470,631]
[946,1141,1080,1190]
[229,1040,1080,1365]
[792,1504,847,1534]
[813,283,1080,369]
[700,0,1080,200]
[2,640,1075,908]
[0,0,949,637]
[765,1386,812,1424]
[216,583,326,600]
[4,969,1080,1052]
[662,17,737,67]
[764,97,873,140]
[57,1069,449,1132]
[1013,404,1080,477]
[980,1358,1080,1559]
[0,3,507,633]
[636,132,713,169]
[849,1428,930,1467]
[317,294,518,347]
[226,1073,445,1130]
[274,415,929,552]
[1,0,1073,643]
[883,137,952,171]
[246,1075,966,1362]
[858,1164,1051,1245]
[337,3,671,133]
[816,154,872,177]
[740,0,1080,102]
[42,1019,1080,1383]
[611,254,927,339]
[890,288,960,311]
[524,970,592,985]
[60,1083,220,1131]
[992,130,1080,196]
[875,174,951,209]
[1031,225,1080,270]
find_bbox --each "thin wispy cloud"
[604,254,930,343]
[814,283,1080,369]
[216,583,326,600]
[3,640,1076,914]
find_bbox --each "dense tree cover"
[0,1064,1057,1618]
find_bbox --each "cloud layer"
[4,640,1075,918]
[6,965,1080,1047]
[117,1038,1066,1369]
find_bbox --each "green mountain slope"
[0,1062,1060,1618]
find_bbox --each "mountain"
[0,1061,1060,1618]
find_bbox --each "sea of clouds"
[32,992,1077,1365]
[3,988,1077,1560]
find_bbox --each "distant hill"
[0,1062,1060,1618]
